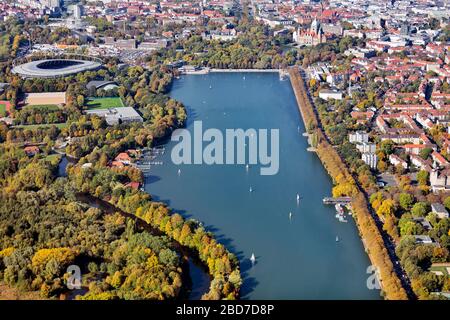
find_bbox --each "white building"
[431,203,449,219]
[318,89,343,101]
[85,107,143,126]
[349,131,369,144]
[430,169,450,193]
[362,153,378,169]
[356,143,376,153]
[389,154,408,169]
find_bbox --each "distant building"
[24,146,40,157]
[349,131,369,144]
[104,37,136,50]
[293,19,326,46]
[389,154,408,169]
[318,89,342,101]
[362,153,378,169]
[86,80,118,91]
[85,107,143,126]
[431,203,449,219]
[413,235,436,245]
[138,38,169,50]
[202,28,238,41]
[356,143,376,154]
[322,23,343,37]
[430,169,450,193]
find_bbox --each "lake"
[145,72,381,299]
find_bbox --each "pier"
[323,197,352,205]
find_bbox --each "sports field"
[0,103,6,117]
[85,97,124,110]
[14,123,68,129]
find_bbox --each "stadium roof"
[12,59,102,78]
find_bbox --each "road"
[298,67,416,299]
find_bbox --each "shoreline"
[180,68,281,75]
[209,68,280,73]
[288,67,408,300]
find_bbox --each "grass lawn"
[430,265,450,277]
[14,123,68,129]
[44,154,62,165]
[0,103,5,117]
[23,104,60,111]
[85,97,125,110]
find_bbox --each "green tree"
[417,170,429,186]
[399,193,414,211]
[411,202,430,217]
[419,147,433,160]
[444,196,450,211]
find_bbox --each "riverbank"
[76,193,212,300]
[288,67,408,300]
[180,67,282,75]
[210,68,280,73]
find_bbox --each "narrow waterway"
[75,193,211,300]
[145,72,381,299]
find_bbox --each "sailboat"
[250,253,256,264]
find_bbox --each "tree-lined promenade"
[288,67,408,300]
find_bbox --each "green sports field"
[14,123,68,129]
[85,97,125,110]
[0,103,6,117]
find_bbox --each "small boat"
[249,187,253,193]
[336,236,339,242]
[289,212,293,220]
[243,76,246,80]
[209,85,212,89]
[177,169,181,176]
[296,194,300,201]
[246,164,249,171]
[250,253,256,264]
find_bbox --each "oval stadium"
[12,59,102,78]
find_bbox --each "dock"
[323,197,352,205]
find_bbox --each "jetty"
[322,197,352,205]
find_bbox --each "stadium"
[12,58,102,79]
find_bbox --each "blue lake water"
[145,72,381,299]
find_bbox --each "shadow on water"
[205,225,259,298]
[145,175,161,185]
